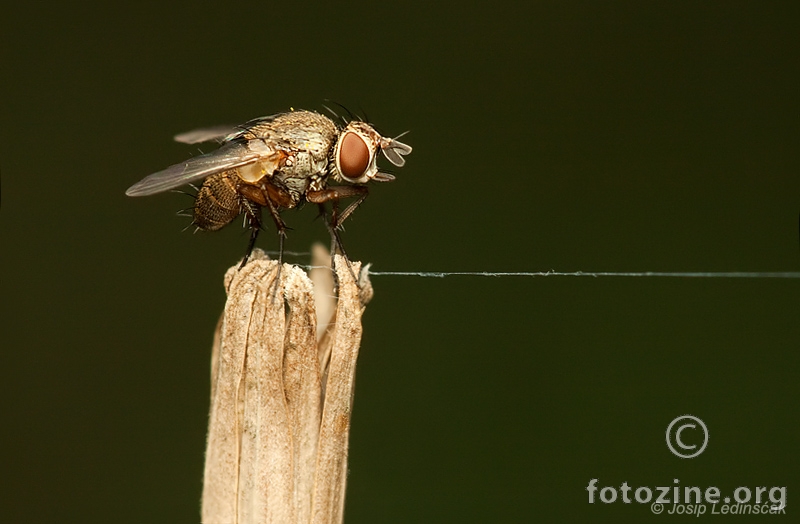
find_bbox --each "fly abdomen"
[193,173,243,231]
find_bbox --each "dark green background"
[3,1,798,522]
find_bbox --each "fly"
[126,109,412,267]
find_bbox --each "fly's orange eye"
[339,132,370,179]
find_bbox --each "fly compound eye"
[339,131,370,180]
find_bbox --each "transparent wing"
[174,114,283,145]
[173,125,238,144]
[126,141,262,196]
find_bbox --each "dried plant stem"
[202,247,372,524]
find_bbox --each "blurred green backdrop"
[3,1,798,522]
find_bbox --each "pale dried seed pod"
[203,248,371,524]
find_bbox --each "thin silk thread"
[296,264,800,279]
[270,254,800,279]
[363,270,800,279]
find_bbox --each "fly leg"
[237,181,294,297]
[307,186,369,285]
[307,185,369,254]
[331,186,370,231]
[263,195,289,266]
[239,200,262,269]
[314,202,346,293]
[262,195,289,299]
[314,202,343,273]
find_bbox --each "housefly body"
[126,109,412,267]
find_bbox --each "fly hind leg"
[239,198,263,269]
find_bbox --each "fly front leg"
[307,185,369,231]
[307,185,369,255]
[307,186,369,284]
[315,202,344,268]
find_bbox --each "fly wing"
[173,125,238,144]
[173,114,283,144]
[174,114,283,144]
[126,140,272,196]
